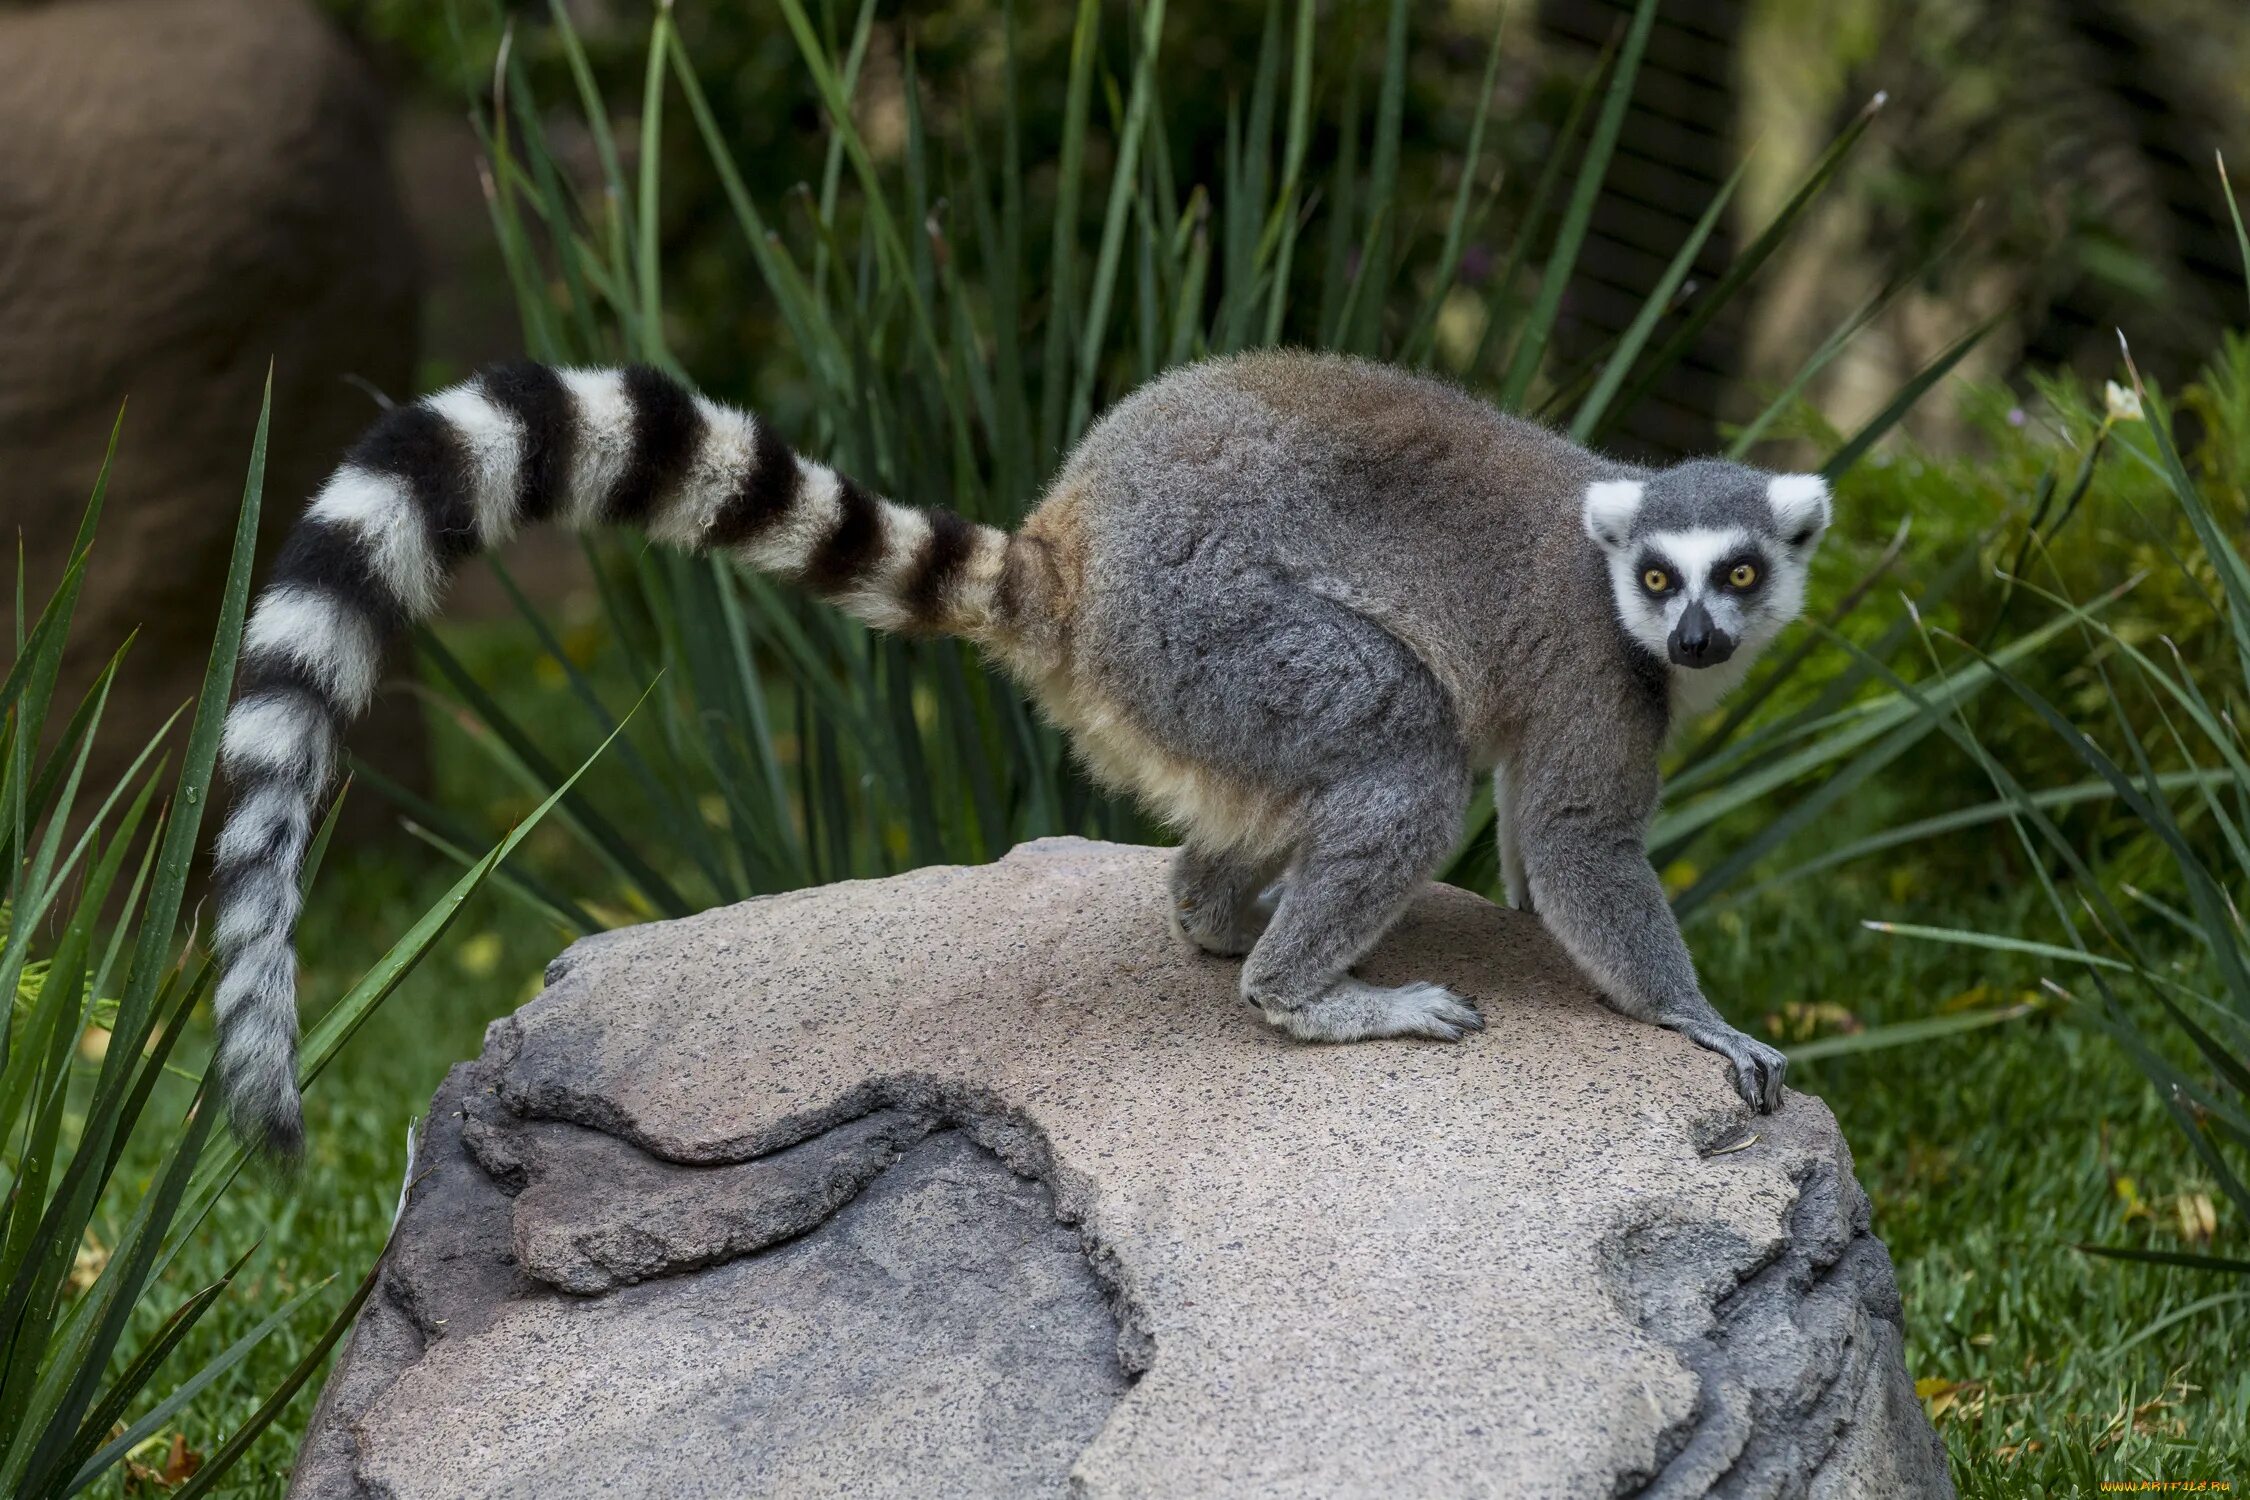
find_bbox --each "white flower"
[2103,380,2144,423]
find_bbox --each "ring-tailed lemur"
[215,351,1827,1158]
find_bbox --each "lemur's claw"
[1686,1023,1787,1114]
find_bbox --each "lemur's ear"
[1582,479,1644,550]
[1766,474,1831,546]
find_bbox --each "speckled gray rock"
[291,838,1951,1499]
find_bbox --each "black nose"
[1668,601,1735,667]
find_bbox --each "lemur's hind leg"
[1240,743,1481,1042]
[1075,533,1477,1040]
[1170,846,1284,957]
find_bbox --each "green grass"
[1716,884,2250,1488]
[94,858,562,1496]
[77,619,605,1496]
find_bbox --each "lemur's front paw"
[1172,883,1281,957]
[1686,1023,1787,1113]
[1258,978,1486,1044]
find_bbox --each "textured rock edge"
[1600,1141,1944,1496]
[288,1010,1156,1499]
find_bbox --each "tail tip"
[238,1097,308,1175]
[252,1100,308,1169]
[221,1063,308,1171]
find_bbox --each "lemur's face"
[1581,460,1831,674]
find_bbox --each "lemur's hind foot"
[1168,847,1282,957]
[1174,884,1281,957]
[1258,978,1485,1043]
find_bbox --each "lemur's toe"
[1731,1040,1787,1113]
[1683,1023,1787,1114]
[1389,981,1485,1041]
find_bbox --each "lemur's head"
[1581,459,1831,674]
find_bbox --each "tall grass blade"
[1351,0,1412,354]
[1401,9,1510,368]
[1066,0,1167,443]
[1594,93,1885,444]
[2219,152,2250,303]
[414,630,691,917]
[1497,0,1656,409]
[1570,155,1750,441]
[61,1275,331,1497]
[102,374,266,1073]
[165,1255,384,1500]
[1040,0,1102,462]
[1470,37,1606,384]
[1822,313,2002,480]
[2120,346,2250,695]
[1786,1002,2038,1063]
[1261,0,1317,346]
[2076,1246,2250,1275]
[46,1246,257,1492]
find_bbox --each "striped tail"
[212,361,1024,1161]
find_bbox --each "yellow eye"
[1728,563,1758,588]
[1642,568,1670,593]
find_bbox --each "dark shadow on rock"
[291,1058,1132,1500]
[1597,1107,1949,1498]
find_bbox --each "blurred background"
[369,0,2250,447]
[3,1,2248,1495]
[13,0,2250,740]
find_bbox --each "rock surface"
[293,839,1952,1499]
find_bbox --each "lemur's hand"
[1680,1020,1787,1113]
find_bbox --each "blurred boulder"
[0,0,423,819]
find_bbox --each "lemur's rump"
[218,350,1827,1162]
[213,362,1042,1158]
